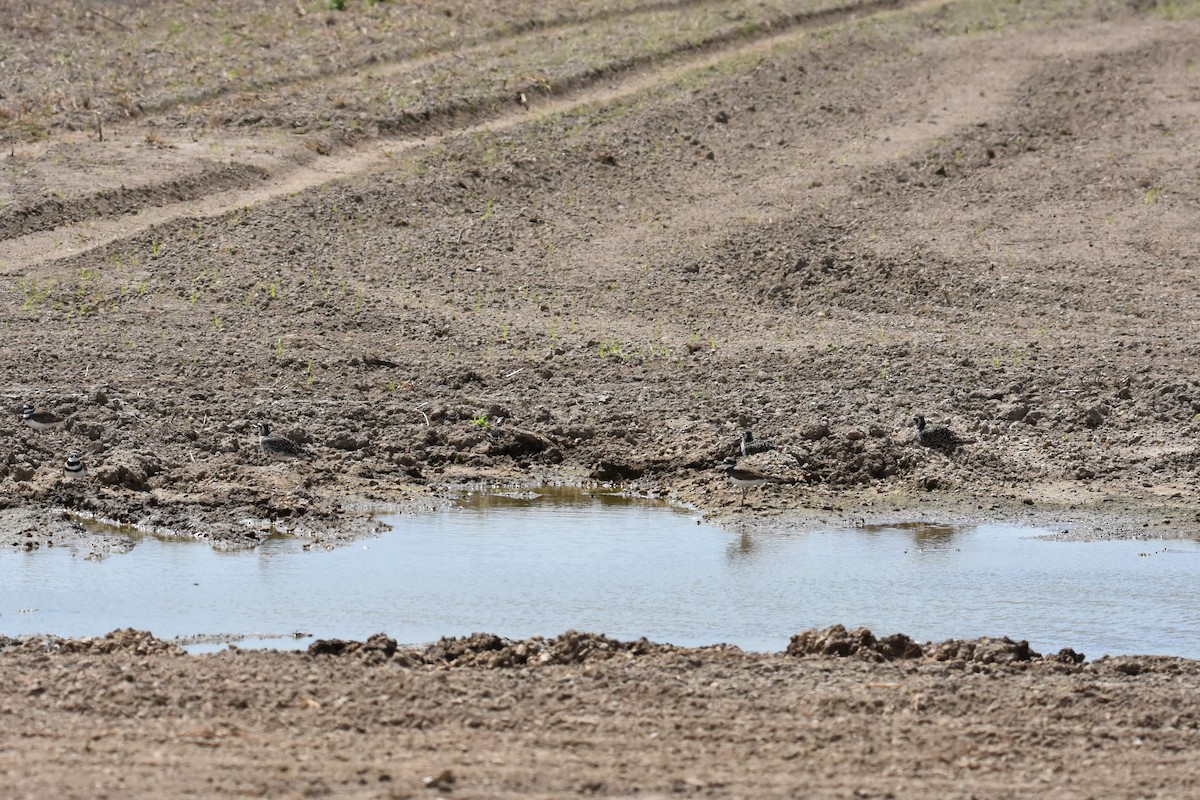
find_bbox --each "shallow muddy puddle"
[2,488,1199,658]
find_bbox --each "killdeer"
[740,429,777,457]
[912,415,973,453]
[63,451,87,481]
[719,457,793,506]
[22,403,67,430]
[256,422,308,461]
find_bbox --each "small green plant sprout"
[327,0,346,10]
[481,198,495,221]
[275,336,283,357]
[1143,185,1163,205]
[210,313,223,330]
[598,339,626,360]
[471,414,490,428]
[305,358,315,385]
[150,239,162,257]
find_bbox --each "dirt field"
[3,0,1200,795]
[4,627,1200,800]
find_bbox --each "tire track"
[79,0,752,128]
[2,0,888,245]
[0,0,932,273]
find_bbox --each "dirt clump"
[308,629,681,668]
[1,628,183,656]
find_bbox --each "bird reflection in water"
[726,530,758,562]
[861,521,963,553]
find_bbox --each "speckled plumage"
[740,429,777,457]
[256,422,307,461]
[913,415,971,453]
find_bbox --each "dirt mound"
[786,624,1086,667]
[305,626,1087,670]
[0,628,183,656]
[786,624,925,662]
[308,629,678,667]
[926,635,1086,667]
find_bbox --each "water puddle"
[3,488,1199,658]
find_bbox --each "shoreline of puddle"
[3,486,1199,659]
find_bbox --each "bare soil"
[3,0,1200,795]
[3,628,1200,799]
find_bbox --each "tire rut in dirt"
[0,162,270,242]
[2,0,918,246]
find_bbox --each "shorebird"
[719,457,793,506]
[22,403,67,430]
[912,415,973,453]
[256,422,308,462]
[740,429,777,457]
[63,451,87,481]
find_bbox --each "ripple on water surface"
[2,488,1198,657]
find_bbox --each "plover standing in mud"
[256,422,308,461]
[719,457,793,507]
[63,451,87,481]
[22,403,67,430]
[912,415,973,453]
[740,429,777,457]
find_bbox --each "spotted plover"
[912,415,973,453]
[256,422,307,461]
[22,403,67,430]
[719,457,792,506]
[63,451,87,481]
[740,429,777,457]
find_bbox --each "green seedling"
[598,339,626,360]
